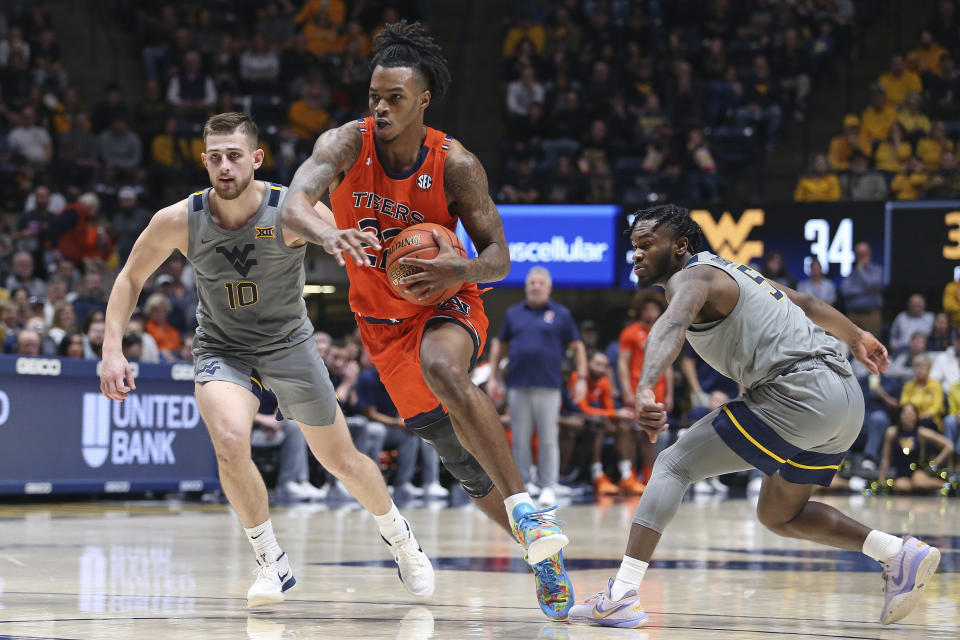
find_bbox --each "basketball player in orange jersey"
[278,22,573,619]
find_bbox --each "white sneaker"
[247,552,295,608]
[396,482,425,497]
[526,482,541,497]
[538,486,557,507]
[383,521,435,598]
[281,481,312,501]
[849,476,868,492]
[709,477,729,494]
[298,481,328,499]
[693,480,713,494]
[747,476,763,497]
[551,483,573,496]
[423,482,449,498]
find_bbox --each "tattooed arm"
[445,144,510,283]
[280,121,379,264]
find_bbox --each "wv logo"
[198,361,221,375]
[216,244,257,277]
[690,209,765,264]
[82,394,111,468]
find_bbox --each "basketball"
[384,223,466,306]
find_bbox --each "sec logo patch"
[417,174,433,190]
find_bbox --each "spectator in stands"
[90,84,128,134]
[16,185,60,262]
[794,153,841,201]
[82,315,105,360]
[1,51,31,109]
[72,270,108,326]
[891,293,935,351]
[929,312,952,352]
[143,292,181,362]
[58,193,114,265]
[287,78,330,140]
[924,53,960,120]
[239,34,280,94]
[797,258,836,306]
[15,324,42,356]
[760,250,797,289]
[873,122,912,173]
[486,266,587,507]
[663,60,704,129]
[877,403,953,494]
[544,154,585,203]
[506,65,545,120]
[47,302,75,348]
[683,128,719,201]
[916,120,953,170]
[897,91,932,141]
[828,114,870,170]
[58,331,83,358]
[134,79,168,145]
[844,150,889,200]
[900,354,944,431]
[0,26,29,67]
[925,150,960,199]
[5,251,44,297]
[126,317,159,364]
[944,272,960,327]
[300,10,341,59]
[503,10,545,56]
[878,53,922,107]
[910,29,948,74]
[499,156,541,204]
[56,112,99,184]
[861,83,897,143]
[8,106,51,167]
[774,27,812,119]
[110,186,152,263]
[121,331,142,362]
[97,117,142,176]
[252,389,326,501]
[890,155,929,199]
[840,241,884,337]
[736,55,782,144]
[933,329,960,390]
[887,332,931,381]
[944,373,960,453]
[166,51,216,114]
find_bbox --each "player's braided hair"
[371,21,451,101]
[628,204,704,254]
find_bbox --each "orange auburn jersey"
[329,116,480,319]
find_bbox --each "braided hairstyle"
[628,204,704,254]
[371,21,451,101]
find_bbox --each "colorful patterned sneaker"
[247,552,296,608]
[880,536,941,624]
[512,503,570,564]
[383,520,435,598]
[529,549,574,619]
[568,578,649,629]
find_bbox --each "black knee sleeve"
[415,416,495,498]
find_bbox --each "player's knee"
[755,501,791,535]
[209,425,250,467]
[652,443,691,484]
[325,449,367,483]
[420,355,469,398]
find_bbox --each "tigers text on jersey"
[186,182,312,353]
[683,251,852,389]
[329,116,480,319]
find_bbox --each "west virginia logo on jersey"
[216,244,257,277]
[438,296,469,315]
[255,226,275,239]
[198,361,221,375]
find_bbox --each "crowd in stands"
[497,0,854,205]
[796,15,960,201]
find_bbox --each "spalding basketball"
[384,223,466,306]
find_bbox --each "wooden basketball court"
[0,495,956,639]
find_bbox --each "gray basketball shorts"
[193,336,338,427]
[710,357,864,486]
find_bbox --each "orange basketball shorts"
[356,288,489,429]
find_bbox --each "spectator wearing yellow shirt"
[827,114,871,170]
[861,84,898,142]
[150,117,191,168]
[878,54,923,107]
[294,0,345,28]
[794,153,841,202]
[338,21,372,56]
[944,276,960,327]
[901,354,945,431]
[909,30,948,74]
[897,92,931,140]
[916,120,955,170]
[503,14,546,56]
[890,156,929,199]
[302,11,341,58]
[945,376,960,453]
[288,80,330,140]
[873,122,913,173]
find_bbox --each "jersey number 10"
[224,281,258,309]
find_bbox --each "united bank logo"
[690,209,765,264]
[81,393,201,468]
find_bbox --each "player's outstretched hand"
[320,228,379,267]
[397,229,465,302]
[851,331,890,375]
[100,353,136,401]
[635,387,668,443]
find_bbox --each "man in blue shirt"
[840,242,884,337]
[487,267,588,507]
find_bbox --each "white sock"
[618,459,633,480]
[862,530,903,563]
[244,519,283,565]
[373,502,408,540]
[505,492,534,527]
[591,462,604,479]
[611,555,648,600]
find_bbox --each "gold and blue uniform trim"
[712,401,845,486]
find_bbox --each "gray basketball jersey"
[186,182,312,353]
[683,251,851,388]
